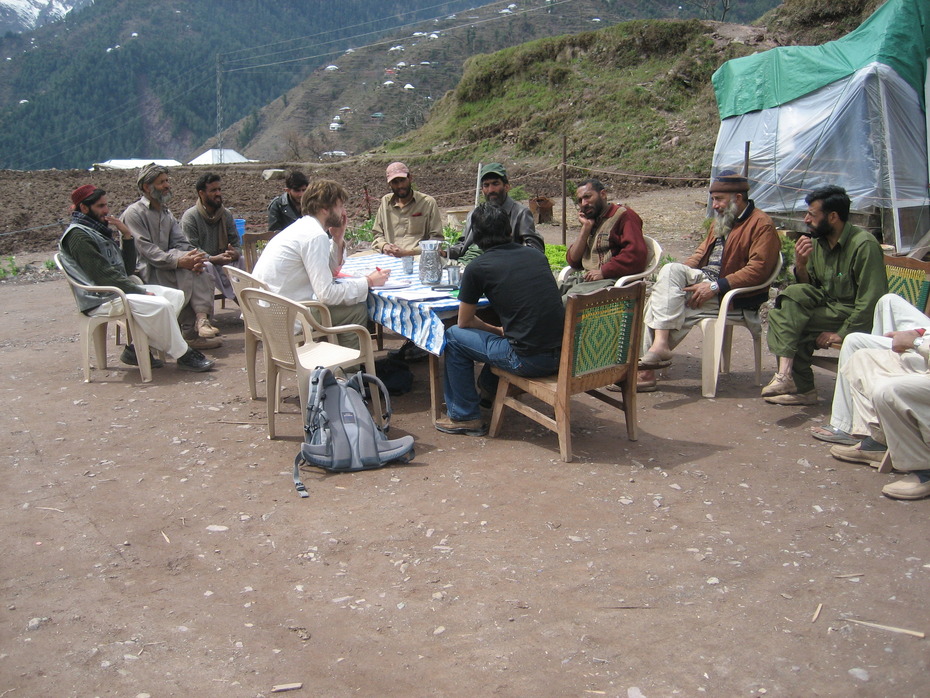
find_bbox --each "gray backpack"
[293,367,415,497]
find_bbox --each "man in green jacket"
[764,185,887,405]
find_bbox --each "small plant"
[544,243,566,272]
[345,217,376,255]
[0,255,20,279]
[442,223,460,246]
[776,233,797,288]
[44,259,56,271]
[507,184,529,201]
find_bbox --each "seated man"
[560,178,647,298]
[448,163,544,264]
[436,203,564,436]
[811,293,929,444]
[268,170,309,232]
[638,171,781,391]
[59,185,214,373]
[828,331,930,500]
[252,179,389,350]
[371,162,444,257]
[121,163,221,347]
[764,185,887,405]
[180,172,243,302]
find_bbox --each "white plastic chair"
[238,288,379,439]
[225,266,333,401]
[557,235,662,288]
[55,252,157,383]
[699,253,783,398]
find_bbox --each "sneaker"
[882,471,930,500]
[761,372,796,397]
[434,415,488,436]
[196,317,219,338]
[120,344,165,369]
[389,340,429,363]
[177,348,215,372]
[764,389,818,405]
[830,437,887,467]
[186,336,222,350]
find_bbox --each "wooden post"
[561,135,567,245]
[743,141,750,178]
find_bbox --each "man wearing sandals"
[763,185,886,405]
[826,321,930,500]
[638,171,780,391]
[122,163,222,350]
[811,292,929,447]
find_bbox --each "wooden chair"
[698,253,783,398]
[54,252,157,383]
[489,283,645,462]
[242,231,278,273]
[884,254,930,315]
[238,288,380,439]
[557,235,663,289]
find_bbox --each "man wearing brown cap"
[638,170,780,391]
[371,162,443,256]
[121,163,221,349]
[763,185,886,405]
[59,185,214,372]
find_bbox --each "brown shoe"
[882,472,930,500]
[764,389,817,405]
[434,415,488,436]
[196,317,219,338]
[187,336,222,350]
[830,439,887,467]
[761,372,796,397]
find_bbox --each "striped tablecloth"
[341,253,487,355]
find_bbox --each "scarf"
[196,198,227,249]
[71,211,117,240]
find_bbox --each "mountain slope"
[0,0,503,169]
[0,0,89,35]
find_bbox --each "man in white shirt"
[253,179,389,350]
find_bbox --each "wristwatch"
[914,337,925,349]
[709,281,720,294]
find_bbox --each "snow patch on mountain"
[0,1,90,35]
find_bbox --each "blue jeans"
[443,325,561,421]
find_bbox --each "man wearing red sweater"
[561,178,647,298]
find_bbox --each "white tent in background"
[91,158,182,171]
[188,148,254,165]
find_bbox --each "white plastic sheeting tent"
[711,0,930,252]
[188,148,254,165]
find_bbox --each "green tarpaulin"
[713,0,930,119]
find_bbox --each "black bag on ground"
[294,367,415,497]
[374,356,414,395]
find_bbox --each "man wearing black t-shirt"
[435,203,565,436]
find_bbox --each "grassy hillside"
[384,19,764,178]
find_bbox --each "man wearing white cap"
[371,162,443,256]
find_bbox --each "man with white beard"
[252,179,390,351]
[637,171,781,392]
[121,163,221,349]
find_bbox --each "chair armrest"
[299,300,333,327]
[556,265,574,283]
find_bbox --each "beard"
[324,209,343,230]
[149,187,173,205]
[806,218,832,239]
[712,200,739,238]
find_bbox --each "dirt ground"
[2,184,929,697]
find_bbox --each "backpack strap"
[346,370,393,430]
[293,454,310,498]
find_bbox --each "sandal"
[810,424,857,445]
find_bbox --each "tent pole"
[877,69,903,250]
[743,141,750,179]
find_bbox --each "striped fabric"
[342,253,488,355]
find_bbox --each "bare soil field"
[2,174,928,697]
